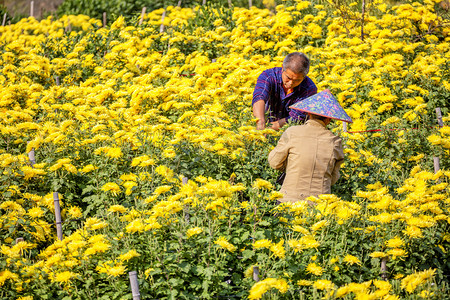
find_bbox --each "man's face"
[282,68,305,90]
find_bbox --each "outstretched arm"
[253,100,266,130]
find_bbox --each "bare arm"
[253,100,266,130]
[253,101,286,131]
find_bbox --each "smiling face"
[282,68,305,90]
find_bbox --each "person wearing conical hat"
[268,89,352,203]
[252,52,317,131]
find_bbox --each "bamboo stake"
[2,13,6,26]
[160,10,166,33]
[53,192,63,241]
[139,7,146,26]
[436,107,443,127]
[252,266,260,282]
[103,12,107,27]
[129,271,141,300]
[30,1,34,17]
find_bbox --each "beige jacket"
[268,119,344,203]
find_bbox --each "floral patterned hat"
[290,89,353,123]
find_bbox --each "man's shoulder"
[261,67,281,77]
[301,76,317,89]
[284,124,306,134]
[257,67,281,86]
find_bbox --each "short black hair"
[310,114,328,122]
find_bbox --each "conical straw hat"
[290,89,353,123]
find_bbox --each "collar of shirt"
[275,67,306,100]
[306,119,327,128]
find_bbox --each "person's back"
[268,119,344,203]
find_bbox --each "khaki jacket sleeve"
[268,130,290,171]
[331,137,344,185]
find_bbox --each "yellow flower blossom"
[248,278,288,299]
[401,269,436,293]
[214,237,237,252]
[118,249,140,261]
[343,254,361,265]
[101,182,121,195]
[252,179,273,190]
[306,263,323,276]
[253,239,273,249]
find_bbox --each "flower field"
[1,0,450,299]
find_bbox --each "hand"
[270,120,281,131]
[256,119,266,130]
[270,118,286,131]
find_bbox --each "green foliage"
[56,0,266,23]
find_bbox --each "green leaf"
[259,220,270,227]
[241,249,254,260]
[179,262,191,273]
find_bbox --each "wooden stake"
[129,271,141,300]
[103,12,107,27]
[30,1,34,17]
[182,177,190,224]
[177,0,182,6]
[436,107,443,127]
[434,157,441,173]
[160,10,166,33]
[2,13,6,26]
[361,0,366,41]
[28,147,35,166]
[249,0,252,8]
[203,0,206,5]
[381,257,388,280]
[139,7,146,26]
[65,19,72,32]
[15,237,24,256]
[228,0,232,8]
[343,122,348,133]
[55,76,60,86]
[53,192,63,241]
[252,266,260,281]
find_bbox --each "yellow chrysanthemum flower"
[214,237,237,252]
[186,227,203,238]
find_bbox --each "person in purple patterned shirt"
[252,52,317,130]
